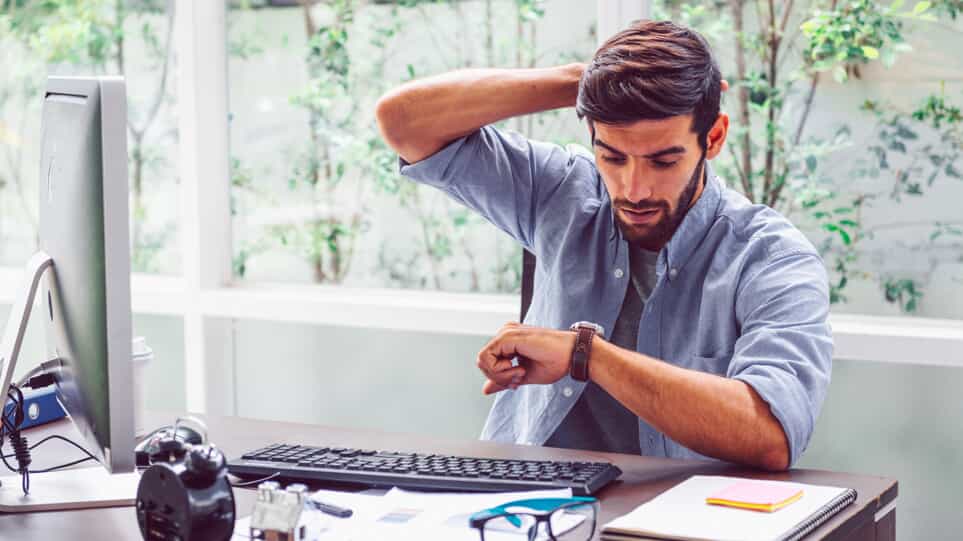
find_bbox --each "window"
[0,0,180,274]
[653,1,963,319]
[228,0,597,293]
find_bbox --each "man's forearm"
[375,64,584,164]
[589,339,791,471]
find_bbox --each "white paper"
[233,487,581,541]
[232,514,332,540]
[379,488,579,540]
[602,475,851,541]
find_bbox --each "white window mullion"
[597,0,652,46]
[175,0,235,415]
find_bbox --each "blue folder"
[3,386,67,429]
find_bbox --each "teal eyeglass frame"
[468,496,598,540]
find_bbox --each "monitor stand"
[0,253,139,512]
[0,252,54,403]
[0,468,139,512]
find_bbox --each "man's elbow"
[374,92,405,152]
[758,438,791,471]
[375,92,430,164]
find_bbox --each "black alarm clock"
[135,417,236,541]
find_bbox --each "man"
[375,20,832,471]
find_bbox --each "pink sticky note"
[706,481,803,512]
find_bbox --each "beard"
[613,150,707,251]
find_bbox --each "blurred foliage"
[0,0,176,272]
[231,0,592,292]
[9,1,957,309]
[657,0,962,313]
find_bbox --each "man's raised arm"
[374,64,585,164]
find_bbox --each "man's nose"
[622,166,653,203]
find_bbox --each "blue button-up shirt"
[400,126,833,466]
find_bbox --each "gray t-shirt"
[543,245,659,453]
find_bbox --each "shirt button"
[614,268,624,279]
[669,267,679,279]
[562,387,574,398]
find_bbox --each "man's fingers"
[482,368,529,395]
[476,322,538,393]
[477,350,518,376]
[481,323,527,360]
[482,376,524,395]
[491,357,519,373]
[482,379,507,395]
[477,325,526,375]
[487,366,525,387]
[476,349,498,375]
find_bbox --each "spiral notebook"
[601,476,857,541]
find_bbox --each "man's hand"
[476,322,577,395]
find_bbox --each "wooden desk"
[0,412,897,540]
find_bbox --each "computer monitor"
[0,76,139,511]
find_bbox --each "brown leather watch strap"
[570,325,596,382]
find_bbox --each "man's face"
[592,114,708,252]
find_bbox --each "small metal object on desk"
[249,482,323,541]
[308,498,353,518]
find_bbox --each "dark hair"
[576,20,721,150]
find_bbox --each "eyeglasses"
[468,496,598,541]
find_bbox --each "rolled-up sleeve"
[399,126,579,253]
[729,251,833,467]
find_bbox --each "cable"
[15,359,61,389]
[1,383,102,494]
[14,366,46,389]
[1,385,31,492]
[230,471,281,487]
[30,456,97,473]
[2,435,101,462]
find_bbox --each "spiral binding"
[783,488,858,541]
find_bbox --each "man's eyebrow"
[593,139,627,156]
[593,138,686,160]
[643,146,686,159]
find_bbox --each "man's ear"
[705,113,729,160]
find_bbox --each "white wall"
[232,319,495,437]
[799,358,963,540]
[0,304,185,413]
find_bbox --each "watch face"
[570,321,605,338]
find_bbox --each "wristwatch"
[568,321,605,382]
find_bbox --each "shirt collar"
[661,163,724,281]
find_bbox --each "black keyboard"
[229,443,622,496]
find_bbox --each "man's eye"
[602,156,625,164]
[652,160,678,169]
